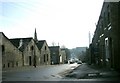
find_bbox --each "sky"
[0,0,104,49]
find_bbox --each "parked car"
[68,59,75,64]
[77,61,82,64]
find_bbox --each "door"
[29,56,32,66]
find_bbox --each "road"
[2,63,79,81]
[65,63,120,81]
[2,63,120,83]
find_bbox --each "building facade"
[37,40,51,65]
[91,2,120,71]
[1,32,22,68]
[1,28,68,68]
[49,46,61,65]
[60,48,67,64]
[10,38,40,67]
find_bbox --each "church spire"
[34,28,38,43]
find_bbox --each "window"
[107,12,110,24]
[2,45,5,55]
[45,46,47,50]
[44,54,46,62]
[47,54,48,61]
[107,5,110,24]
[31,46,34,51]
[8,63,10,67]
[16,62,18,66]
[104,12,106,27]
[3,64,5,68]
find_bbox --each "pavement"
[64,63,120,81]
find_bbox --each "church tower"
[34,28,38,43]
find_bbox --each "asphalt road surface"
[2,63,79,81]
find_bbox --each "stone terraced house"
[91,1,120,71]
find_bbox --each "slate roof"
[36,40,46,50]
[10,37,33,52]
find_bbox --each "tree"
[52,42,56,46]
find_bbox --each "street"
[2,63,120,82]
[2,63,79,81]
[65,63,120,81]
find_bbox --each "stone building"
[91,1,120,71]
[49,46,61,65]
[60,48,67,64]
[10,37,40,67]
[37,40,51,65]
[0,32,22,68]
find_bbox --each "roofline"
[0,32,10,41]
[38,40,46,42]
[49,46,60,48]
[10,37,33,40]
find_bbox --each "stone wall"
[91,2,120,71]
[1,32,22,68]
[40,42,51,65]
[23,39,40,66]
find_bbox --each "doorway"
[109,37,114,68]
[29,56,32,66]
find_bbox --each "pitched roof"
[36,40,46,50]
[0,32,9,40]
[0,32,3,35]
[10,37,33,51]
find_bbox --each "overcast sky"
[0,0,104,49]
